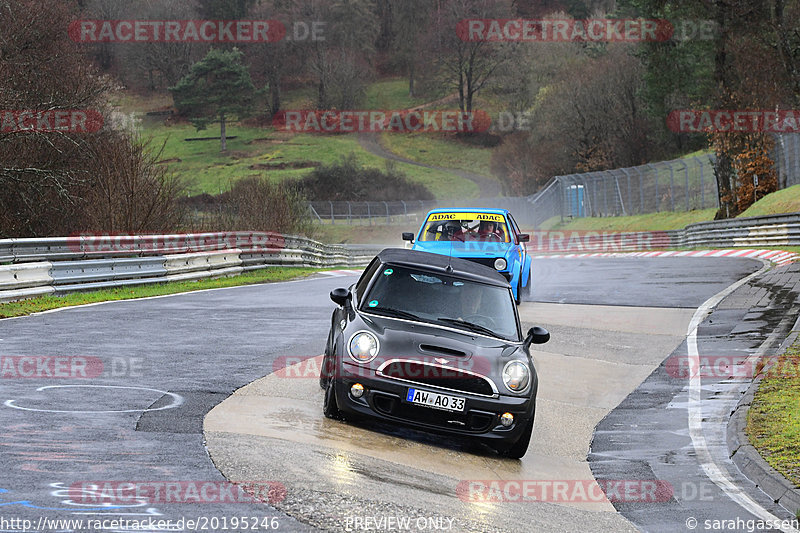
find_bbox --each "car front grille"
[377,360,496,397]
[371,392,495,432]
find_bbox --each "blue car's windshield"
[418,213,510,243]
[361,265,520,342]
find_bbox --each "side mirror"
[330,288,350,307]
[402,232,415,242]
[518,233,530,243]
[525,326,549,346]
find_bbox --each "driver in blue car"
[477,220,501,241]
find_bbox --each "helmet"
[443,221,462,238]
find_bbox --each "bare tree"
[421,0,515,112]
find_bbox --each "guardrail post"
[384,201,390,224]
[329,201,334,225]
[347,202,352,225]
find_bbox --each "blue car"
[402,208,532,304]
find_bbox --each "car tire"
[515,275,523,305]
[323,378,342,420]
[499,416,534,459]
[522,267,531,298]
[319,352,332,390]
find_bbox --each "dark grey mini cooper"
[320,248,549,458]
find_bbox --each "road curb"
[728,312,800,517]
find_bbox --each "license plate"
[406,388,465,412]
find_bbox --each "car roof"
[424,207,510,216]
[376,248,509,288]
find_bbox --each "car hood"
[354,312,520,373]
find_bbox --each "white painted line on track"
[0,270,362,323]
[4,385,184,414]
[686,259,800,532]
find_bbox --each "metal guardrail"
[0,231,379,303]
[1,214,798,303]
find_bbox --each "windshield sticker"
[383,268,393,275]
[368,300,379,307]
[427,212,506,223]
[410,274,442,284]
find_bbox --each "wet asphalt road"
[0,256,791,532]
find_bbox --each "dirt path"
[357,92,502,198]
[357,131,502,197]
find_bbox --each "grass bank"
[747,337,800,489]
[0,267,321,319]
[555,209,718,232]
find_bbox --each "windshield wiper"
[436,317,497,337]
[366,307,423,322]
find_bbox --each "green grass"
[0,267,320,319]
[364,78,426,110]
[142,122,478,199]
[554,209,717,232]
[740,184,800,218]
[747,337,800,487]
[380,132,495,178]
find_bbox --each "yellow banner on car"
[426,212,506,223]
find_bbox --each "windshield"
[419,213,510,243]
[360,264,519,341]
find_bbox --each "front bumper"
[332,362,535,445]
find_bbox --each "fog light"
[500,412,514,427]
[350,383,365,398]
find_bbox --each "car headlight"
[348,331,380,363]
[502,360,530,393]
[494,258,507,271]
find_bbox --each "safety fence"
[308,134,800,228]
[0,232,379,303]
[308,197,540,227]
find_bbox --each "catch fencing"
[307,133,800,228]
[308,197,542,227]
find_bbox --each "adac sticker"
[368,300,379,307]
[383,269,393,275]
[427,212,506,223]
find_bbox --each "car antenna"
[446,232,454,273]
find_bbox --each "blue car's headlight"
[348,331,380,363]
[494,258,507,271]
